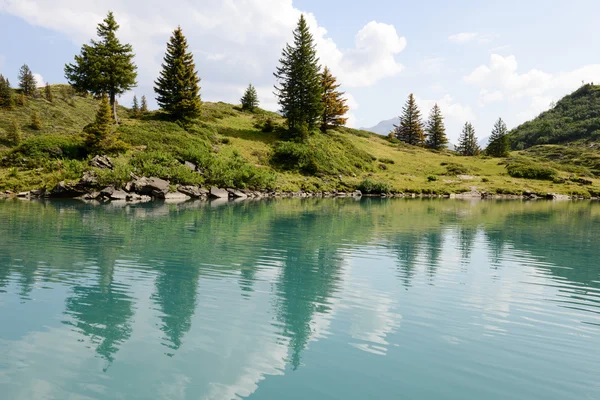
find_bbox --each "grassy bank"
[1,85,599,197]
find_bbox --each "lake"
[0,198,599,399]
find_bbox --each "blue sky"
[1,0,599,141]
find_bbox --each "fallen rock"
[100,186,116,198]
[184,161,197,171]
[50,181,87,198]
[89,155,113,170]
[177,185,207,198]
[109,190,128,201]
[133,177,170,196]
[352,190,362,197]
[227,188,247,199]
[17,191,30,198]
[209,187,229,199]
[164,192,191,202]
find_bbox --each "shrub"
[443,162,469,175]
[481,177,490,183]
[357,178,391,194]
[427,175,437,182]
[379,158,395,164]
[506,163,557,180]
[31,112,42,130]
[378,163,388,170]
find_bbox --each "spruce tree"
[320,67,349,132]
[45,83,53,102]
[456,122,480,156]
[486,118,510,157]
[132,95,140,116]
[31,111,42,130]
[7,120,22,145]
[18,64,37,96]
[0,75,15,109]
[394,94,425,146]
[140,95,148,113]
[240,84,259,112]
[84,94,114,152]
[425,104,448,150]
[274,15,324,137]
[154,27,202,121]
[65,11,137,122]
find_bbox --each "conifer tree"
[240,84,259,112]
[45,83,53,102]
[154,27,202,121]
[140,95,148,113]
[0,75,15,109]
[394,94,425,146]
[456,122,480,156]
[425,104,448,150]
[7,120,22,145]
[31,111,42,130]
[84,94,114,152]
[485,117,510,157]
[274,15,324,137]
[65,11,137,122]
[320,67,349,132]
[18,64,37,96]
[132,95,140,116]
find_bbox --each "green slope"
[1,85,600,197]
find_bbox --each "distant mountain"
[363,118,455,150]
[362,118,397,136]
[478,135,490,149]
[510,84,600,149]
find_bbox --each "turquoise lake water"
[0,198,599,399]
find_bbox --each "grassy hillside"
[510,84,600,149]
[1,85,600,197]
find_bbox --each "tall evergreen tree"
[394,93,425,146]
[44,82,53,102]
[320,66,349,132]
[132,95,139,116]
[425,104,448,150]
[154,27,202,121]
[140,95,148,113]
[64,11,137,122]
[456,122,480,156]
[274,15,324,137]
[0,75,15,109]
[18,64,37,96]
[84,94,114,152]
[486,117,510,157]
[240,84,259,112]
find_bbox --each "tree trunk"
[109,92,119,124]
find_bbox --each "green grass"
[1,85,600,196]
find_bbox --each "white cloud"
[419,57,445,75]
[32,73,45,87]
[448,32,495,44]
[0,0,407,109]
[465,53,600,103]
[417,94,475,123]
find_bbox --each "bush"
[379,158,395,164]
[427,175,437,182]
[506,163,557,180]
[443,162,469,175]
[357,178,391,194]
[2,134,86,167]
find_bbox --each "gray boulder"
[80,170,98,187]
[177,185,207,198]
[89,155,113,170]
[184,161,197,171]
[50,181,87,198]
[133,177,170,196]
[227,188,247,199]
[209,187,229,199]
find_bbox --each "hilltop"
[510,84,600,149]
[1,84,600,199]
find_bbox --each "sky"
[1,0,600,142]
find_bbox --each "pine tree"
[18,64,37,96]
[456,122,480,156]
[45,83,53,102]
[154,27,202,121]
[394,94,425,146]
[0,75,15,109]
[320,67,349,132]
[274,15,324,137]
[240,84,259,112]
[425,104,448,150]
[132,95,140,117]
[7,120,22,145]
[84,94,114,152]
[31,111,42,130]
[65,11,137,123]
[140,95,148,113]
[485,118,510,157]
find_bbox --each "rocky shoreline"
[0,156,595,202]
